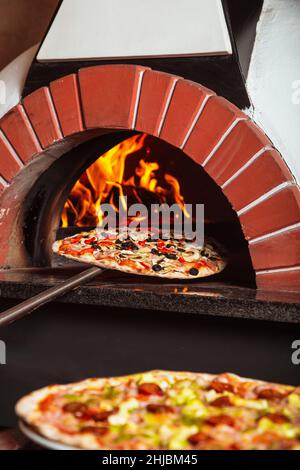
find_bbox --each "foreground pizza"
[53,230,226,279]
[16,371,300,450]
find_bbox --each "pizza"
[52,229,226,279]
[16,370,300,450]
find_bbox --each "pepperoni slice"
[263,413,290,424]
[92,410,116,422]
[205,415,235,427]
[188,431,212,446]
[138,383,164,396]
[63,402,87,418]
[146,404,174,414]
[209,378,235,394]
[80,426,108,436]
[255,387,290,400]
[210,396,232,407]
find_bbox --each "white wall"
[0,45,38,118]
[247,0,300,184]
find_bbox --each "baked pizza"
[16,370,300,450]
[52,229,226,279]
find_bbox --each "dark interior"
[22,132,255,288]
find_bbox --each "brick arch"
[0,64,299,291]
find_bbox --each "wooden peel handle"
[0,267,101,328]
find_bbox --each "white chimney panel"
[37,0,232,62]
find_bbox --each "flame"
[61,133,189,228]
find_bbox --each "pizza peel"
[0,233,225,328]
[0,266,102,328]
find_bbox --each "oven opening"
[23,131,255,288]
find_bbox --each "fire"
[61,133,189,228]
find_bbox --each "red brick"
[204,120,272,186]
[135,70,180,136]
[256,269,300,292]
[184,96,244,165]
[0,104,41,163]
[0,131,23,182]
[159,79,214,147]
[224,149,294,212]
[23,87,63,149]
[250,227,300,270]
[79,64,148,129]
[50,74,84,136]
[0,180,7,195]
[240,185,300,239]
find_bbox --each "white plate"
[19,420,80,450]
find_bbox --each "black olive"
[151,248,159,255]
[91,242,101,250]
[177,248,185,252]
[152,264,162,272]
[165,253,177,260]
[166,244,175,248]
[121,241,138,250]
[129,242,139,251]
[189,268,199,276]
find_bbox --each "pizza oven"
[0,66,299,317]
[0,0,299,322]
[0,64,296,312]
[0,0,300,432]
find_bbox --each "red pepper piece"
[84,237,96,245]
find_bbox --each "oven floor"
[0,267,300,323]
[0,299,300,427]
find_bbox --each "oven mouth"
[22,131,256,288]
